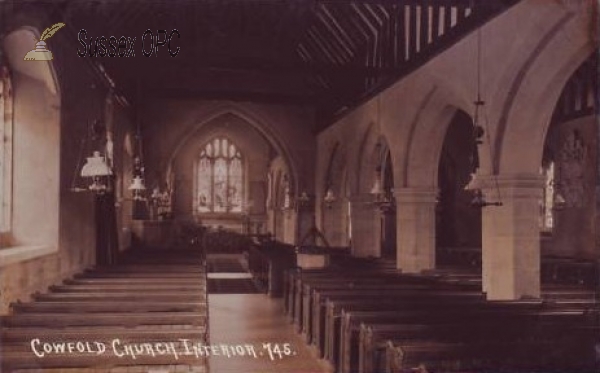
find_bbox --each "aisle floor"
[208,294,332,373]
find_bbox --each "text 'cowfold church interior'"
[0,1,598,372]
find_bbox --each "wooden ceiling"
[7,0,521,131]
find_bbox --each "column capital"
[393,187,437,203]
[469,173,544,200]
[469,173,545,189]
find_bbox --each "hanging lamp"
[465,27,502,208]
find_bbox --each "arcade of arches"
[0,0,598,372]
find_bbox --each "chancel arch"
[163,106,299,203]
[167,112,296,236]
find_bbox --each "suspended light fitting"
[128,78,148,201]
[298,191,310,204]
[70,113,113,194]
[370,168,395,212]
[128,175,146,200]
[465,27,502,208]
[324,187,336,208]
[80,150,112,193]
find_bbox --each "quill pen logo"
[24,23,66,61]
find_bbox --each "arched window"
[540,161,555,231]
[196,138,243,214]
[0,59,13,237]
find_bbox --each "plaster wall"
[0,16,135,314]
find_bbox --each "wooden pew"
[75,271,205,279]
[312,292,484,359]
[50,283,206,292]
[1,247,209,372]
[63,277,205,285]
[336,298,599,372]
[284,259,402,316]
[90,264,206,273]
[33,291,205,302]
[359,321,600,373]
[382,331,599,373]
[1,351,207,370]
[338,308,592,373]
[1,312,206,328]
[11,300,207,313]
[291,271,443,326]
[1,326,206,343]
[300,282,450,338]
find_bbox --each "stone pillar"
[477,174,544,300]
[394,188,437,273]
[349,194,381,258]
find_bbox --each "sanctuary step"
[206,254,264,294]
[0,248,209,372]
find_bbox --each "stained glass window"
[540,162,554,231]
[197,138,243,213]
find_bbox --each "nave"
[0,1,598,372]
[1,239,599,373]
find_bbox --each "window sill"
[0,244,57,268]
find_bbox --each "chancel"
[0,1,598,372]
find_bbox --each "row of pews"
[0,249,209,373]
[438,247,599,287]
[284,257,600,373]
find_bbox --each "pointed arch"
[166,104,298,199]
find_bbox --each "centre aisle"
[208,294,332,373]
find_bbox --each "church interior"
[0,0,598,372]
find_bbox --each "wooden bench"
[359,321,600,373]
[64,277,205,285]
[50,283,206,292]
[11,300,207,313]
[75,271,205,279]
[1,311,207,328]
[1,326,206,343]
[1,351,207,370]
[383,331,599,373]
[327,296,597,372]
[33,291,205,302]
[284,259,402,315]
[90,264,206,273]
[312,292,483,359]
[300,281,452,338]
[338,308,592,373]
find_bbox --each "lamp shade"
[370,178,383,195]
[80,151,112,177]
[298,191,310,202]
[324,188,336,203]
[128,176,146,191]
